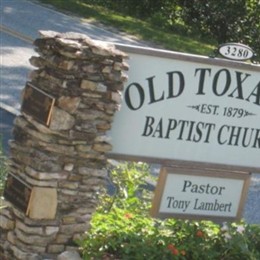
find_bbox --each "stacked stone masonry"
[0,31,128,260]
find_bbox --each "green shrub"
[180,0,247,43]
[78,162,260,259]
[242,0,260,61]
[179,0,260,61]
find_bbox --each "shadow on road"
[0,108,15,155]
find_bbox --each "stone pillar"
[0,31,128,259]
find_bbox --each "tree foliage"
[82,0,259,59]
[179,0,259,59]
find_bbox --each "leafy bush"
[78,162,260,259]
[180,0,247,43]
[179,0,260,61]
[242,0,260,60]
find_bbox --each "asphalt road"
[0,108,14,155]
[0,0,259,224]
[1,0,146,110]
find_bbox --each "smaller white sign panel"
[151,167,250,221]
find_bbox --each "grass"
[37,0,216,56]
[0,135,7,211]
[0,165,6,192]
[0,136,7,194]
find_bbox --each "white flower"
[236,225,245,234]
[221,223,229,232]
[223,232,232,241]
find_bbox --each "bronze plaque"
[3,174,32,215]
[21,83,55,126]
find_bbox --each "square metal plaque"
[3,174,32,215]
[21,83,55,126]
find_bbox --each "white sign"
[151,167,250,221]
[109,44,260,171]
